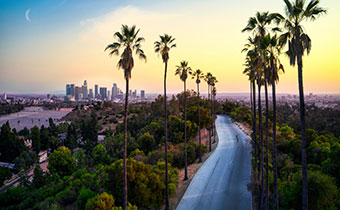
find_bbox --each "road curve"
[177,115,252,210]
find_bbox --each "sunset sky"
[0,0,339,95]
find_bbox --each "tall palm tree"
[242,38,259,177]
[205,72,213,152]
[259,35,272,210]
[154,34,176,210]
[105,25,147,210]
[279,1,326,209]
[242,12,282,209]
[268,34,285,210]
[212,85,217,143]
[190,69,205,162]
[176,61,191,180]
[210,76,218,144]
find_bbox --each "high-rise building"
[100,87,107,100]
[108,90,111,101]
[70,84,75,97]
[133,90,137,98]
[129,90,132,96]
[82,80,88,99]
[75,86,82,101]
[141,90,145,99]
[95,85,98,98]
[3,92,7,100]
[66,84,71,96]
[112,83,118,100]
[89,89,94,99]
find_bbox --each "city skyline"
[64,80,146,101]
[1,0,340,95]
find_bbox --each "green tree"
[279,1,327,209]
[281,170,338,210]
[104,158,167,209]
[48,146,76,177]
[32,164,45,188]
[77,188,96,210]
[49,136,60,151]
[92,144,110,165]
[105,24,147,210]
[74,149,86,168]
[175,61,191,180]
[65,123,77,150]
[0,166,12,187]
[40,125,49,150]
[154,34,176,210]
[86,192,116,210]
[0,122,26,162]
[136,132,156,154]
[31,126,41,153]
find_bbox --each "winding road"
[177,115,252,210]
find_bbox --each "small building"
[38,150,48,163]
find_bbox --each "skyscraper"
[82,80,88,99]
[141,90,145,99]
[75,86,82,101]
[89,89,94,99]
[108,90,111,101]
[100,87,107,100]
[66,84,71,96]
[95,84,98,99]
[70,84,75,97]
[112,83,118,100]
[133,90,137,98]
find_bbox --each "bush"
[76,188,96,209]
[280,170,338,210]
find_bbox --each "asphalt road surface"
[177,115,252,210]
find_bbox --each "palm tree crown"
[105,25,147,80]
[280,0,327,66]
[190,69,205,84]
[242,11,283,36]
[176,61,191,82]
[154,34,176,63]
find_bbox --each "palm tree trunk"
[250,82,253,113]
[164,61,169,210]
[258,79,264,210]
[123,78,129,210]
[264,81,269,210]
[212,91,216,144]
[272,78,279,210]
[298,55,308,210]
[252,81,257,176]
[208,84,211,152]
[184,80,188,180]
[198,82,202,163]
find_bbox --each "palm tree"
[268,34,285,210]
[242,38,259,177]
[154,34,176,210]
[176,61,191,180]
[105,24,147,210]
[205,72,213,152]
[212,85,217,143]
[279,1,326,209]
[190,69,205,162]
[242,12,282,209]
[210,76,218,143]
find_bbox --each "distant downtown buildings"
[65,80,145,102]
